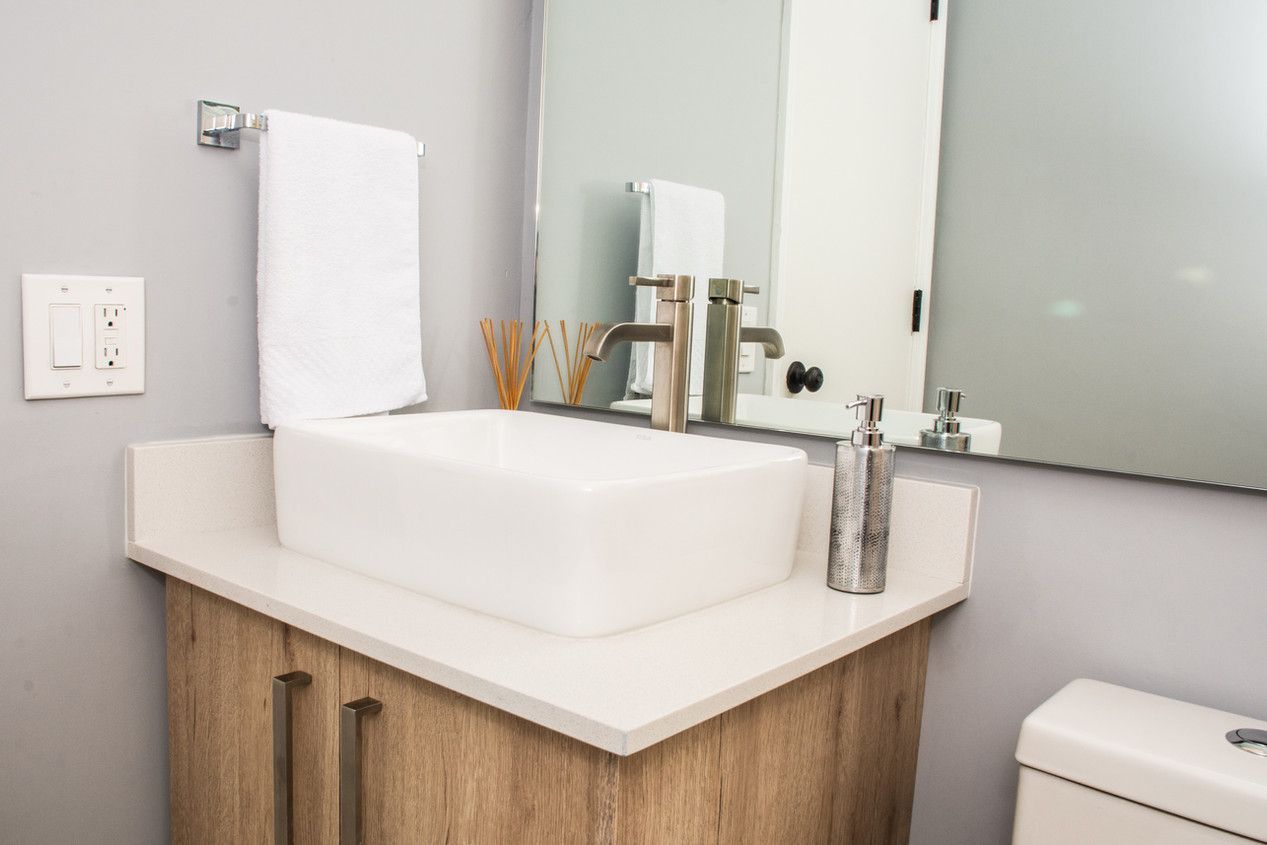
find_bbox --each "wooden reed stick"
[479,319,508,409]
[544,325,566,401]
[539,320,598,405]
[479,318,548,410]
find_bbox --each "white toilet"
[1012,679,1267,844]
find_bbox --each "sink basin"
[611,394,1003,454]
[273,411,806,637]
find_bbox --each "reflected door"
[772,0,947,409]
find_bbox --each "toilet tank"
[1012,679,1267,844]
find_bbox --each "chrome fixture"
[586,274,694,432]
[919,387,972,452]
[701,278,784,424]
[196,100,427,156]
[828,395,894,594]
[1227,728,1267,757]
[626,181,651,195]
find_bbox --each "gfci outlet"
[21,274,145,399]
[95,304,126,369]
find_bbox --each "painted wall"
[533,0,784,405]
[899,449,1267,844]
[0,1,528,840]
[924,0,1267,488]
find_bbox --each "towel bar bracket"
[198,100,251,149]
[196,99,426,156]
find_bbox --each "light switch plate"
[21,274,145,399]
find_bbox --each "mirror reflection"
[531,0,1267,489]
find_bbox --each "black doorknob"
[786,361,825,394]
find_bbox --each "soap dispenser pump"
[919,388,972,452]
[828,394,895,594]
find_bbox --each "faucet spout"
[584,274,695,432]
[585,322,673,361]
[739,326,785,359]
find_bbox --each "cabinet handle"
[339,697,383,845]
[272,671,312,845]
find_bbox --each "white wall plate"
[21,274,145,399]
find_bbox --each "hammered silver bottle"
[919,387,972,452]
[827,395,895,594]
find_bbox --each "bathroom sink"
[611,394,1003,454]
[273,411,806,637]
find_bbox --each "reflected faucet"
[701,279,785,424]
[585,274,695,433]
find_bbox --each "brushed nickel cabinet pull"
[339,697,383,845]
[272,671,312,845]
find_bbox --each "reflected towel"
[628,179,724,397]
[257,110,427,427]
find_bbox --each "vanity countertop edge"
[127,432,977,756]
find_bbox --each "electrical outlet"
[21,274,144,399]
[95,304,126,369]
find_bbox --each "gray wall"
[533,0,785,405]
[0,1,528,840]
[925,0,1267,488]
[901,449,1267,844]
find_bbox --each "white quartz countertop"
[126,435,976,755]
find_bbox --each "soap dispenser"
[828,395,894,594]
[919,388,972,452]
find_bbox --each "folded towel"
[628,179,725,397]
[257,110,427,427]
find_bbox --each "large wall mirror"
[529,0,1267,490]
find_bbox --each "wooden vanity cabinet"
[166,576,931,844]
[166,580,341,844]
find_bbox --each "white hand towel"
[628,178,724,397]
[257,110,427,427]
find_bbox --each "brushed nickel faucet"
[585,274,695,432]
[701,278,785,424]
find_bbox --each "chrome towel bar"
[197,99,426,156]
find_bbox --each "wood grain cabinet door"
[338,649,615,844]
[166,579,340,844]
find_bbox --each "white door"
[770,0,947,409]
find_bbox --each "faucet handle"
[630,274,694,302]
[706,278,761,304]
[629,275,673,288]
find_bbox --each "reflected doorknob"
[786,361,824,394]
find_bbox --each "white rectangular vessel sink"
[274,411,807,637]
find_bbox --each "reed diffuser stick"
[479,318,546,410]
[542,321,598,405]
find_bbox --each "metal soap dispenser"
[919,388,972,452]
[828,395,895,594]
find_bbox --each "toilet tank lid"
[1016,679,1267,842]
